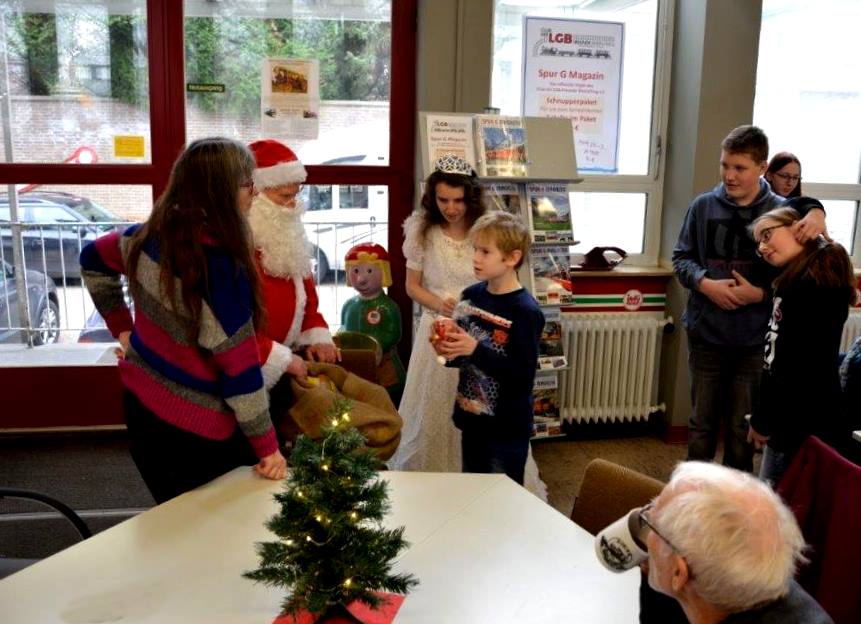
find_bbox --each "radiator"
[841,309,861,353]
[559,312,671,424]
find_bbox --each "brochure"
[526,183,574,244]
[532,373,563,439]
[481,182,525,217]
[530,245,574,305]
[475,115,529,177]
[425,114,478,173]
[538,307,567,370]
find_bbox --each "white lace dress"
[388,215,547,501]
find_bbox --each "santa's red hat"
[248,139,307,189]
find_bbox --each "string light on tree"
[244,397,418,622]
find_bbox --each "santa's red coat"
[255,253,332,365]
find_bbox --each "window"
[183,1,391,167]
[0,1,416,349]
[492,0,673,263]
[0,1,151,164]
[754,0,861,258]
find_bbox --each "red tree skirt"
[272,592,406,624]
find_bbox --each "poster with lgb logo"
[521,17,624,173]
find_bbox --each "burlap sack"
[286,362,402,461]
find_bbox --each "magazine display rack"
[419,112,581,439]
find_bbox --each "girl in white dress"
[389,155,547,500]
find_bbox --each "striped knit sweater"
[80,226,277,459]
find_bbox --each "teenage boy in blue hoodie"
[672,125,826,471]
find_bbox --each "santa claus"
[247,139,338,389]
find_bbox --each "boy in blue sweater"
[435,211,544,484]
[672,125,826,471]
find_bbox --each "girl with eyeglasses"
[765,151,802,198]
[80,137,287,503]
[747,198,856,485]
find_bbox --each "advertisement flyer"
[260,58,320,140]
[474,115,529,177]
[425,114,478,172]
[526,182,575,244]
[521,17,624,172]
[529,245,574,306]
[481,181,524,217]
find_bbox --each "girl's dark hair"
[415,170,485,242]
[752,205,856,304]
[766,151,802,198]
[126,137,264,340]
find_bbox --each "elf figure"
[341,243,405,405]
[247,139,337,390]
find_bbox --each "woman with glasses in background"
[765,151,803,198]
[747,198,856,485]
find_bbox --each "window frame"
[753,1,861,265]
[493,0,675,265]
[0,0,418,337]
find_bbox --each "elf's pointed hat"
[248,139,308,189]
[345,243,392,288]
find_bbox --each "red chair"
[777,436,861,624]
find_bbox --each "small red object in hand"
[430,317,458,345]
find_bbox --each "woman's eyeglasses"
[240,179,256,192]
[773,172,801,183]
[756,224,788,246]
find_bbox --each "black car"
[0,192,121,281]
[0,259,60,345]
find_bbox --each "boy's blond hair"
[469,210,530,269]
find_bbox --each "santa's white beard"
[247,193,313,279]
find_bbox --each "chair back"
[0,488,90,579]
[778,436,861,624]
[570,458,665,536]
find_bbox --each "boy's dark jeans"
[461,430,529,485]
[686,337,761,472]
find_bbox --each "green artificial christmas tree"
[244,397,418,623]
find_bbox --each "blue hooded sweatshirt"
[672,178,793,347]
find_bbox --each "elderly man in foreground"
[641,462,832,624]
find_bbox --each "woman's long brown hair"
[126,137,264,341]
[414,170,485,243]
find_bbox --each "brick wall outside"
[0,96,390,222]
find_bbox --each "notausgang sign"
[187,83,226,93]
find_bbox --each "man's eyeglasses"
[637,502,681,553]
[773,172,801,184]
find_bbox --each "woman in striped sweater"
[81,137,286,503]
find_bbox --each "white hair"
[247,193,312,278]
[657,462,806,613]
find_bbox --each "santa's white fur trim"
[248,194,313,278]
[284,275,307,347]
[261,342,293,390]
[296,327,334,347]
[253,160,307,189]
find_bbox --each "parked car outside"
[0,191,121,281]
[0,259,60,345]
